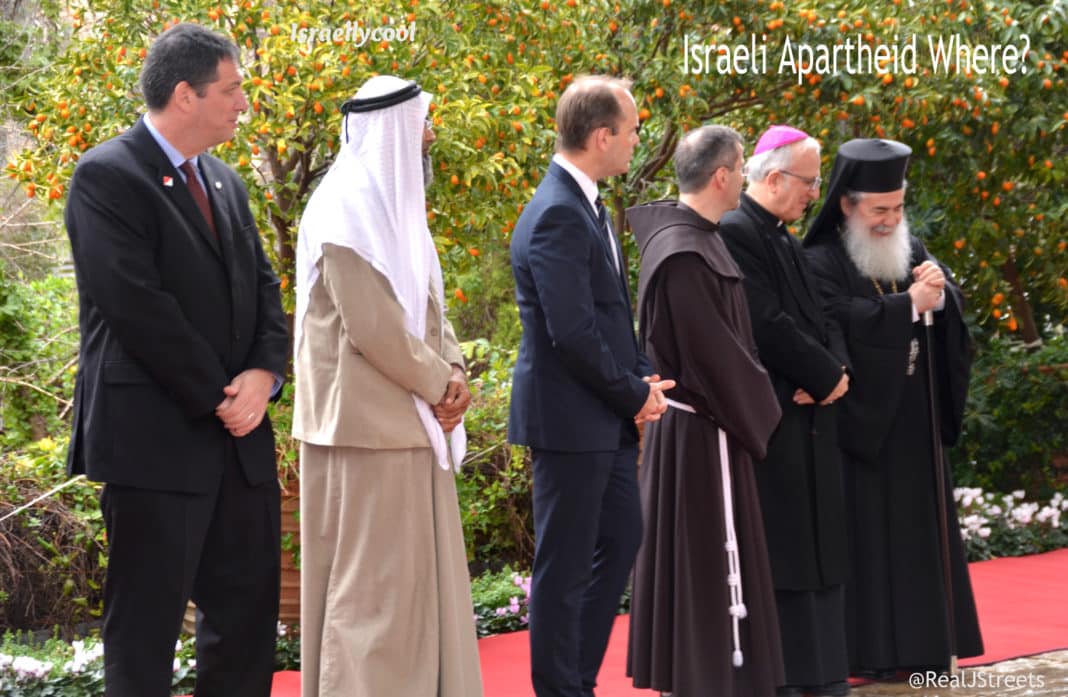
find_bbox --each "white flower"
[173,657,181,672]
[1013,490,1026,499]
[978,527,991,538]
[988,505,1002,517]
[64,639,104,674]
[277,621,288,637]
[12,655,52,680]
[1011,503,1037,526]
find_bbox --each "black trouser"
[529,445,642,697]
[100,448,280,697]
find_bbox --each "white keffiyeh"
[295,75,464,471]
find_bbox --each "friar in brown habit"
[627,124,785,697]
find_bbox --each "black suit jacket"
[65,118,289,494]
[508,161,651,452]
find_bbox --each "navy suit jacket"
[64,118,289,494]
[508,161,651,452]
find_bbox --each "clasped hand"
[216,368,275,437]
[635,374,677,424]
[908,260,945,314]
[793,370,850,406]
[434,365,472,433]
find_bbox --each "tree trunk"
[1000,252,1041,345]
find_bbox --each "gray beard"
[423,153,433,190]
[842,215,912,283]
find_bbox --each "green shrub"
[470,566,530,638]
[0,437,105,631]
[456,339,534,574]
[0,274,78,448]
[952,334,1068,497]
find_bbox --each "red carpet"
[184,549,1068,697]
[959,547,1068,666]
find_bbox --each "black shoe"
[777,687,804,697]
[805,680,850,697]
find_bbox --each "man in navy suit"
[509,75,674,697]
[64,24,288,697]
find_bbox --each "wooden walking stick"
[924,309,958,675]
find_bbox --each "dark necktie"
[179,160,217,238]
[595,195,620,273]
[595,195,608,229]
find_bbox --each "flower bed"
[4,488,1067,695]
[956,488,1068,561]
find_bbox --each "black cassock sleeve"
[722,223,846,402]
[805,241,971,462]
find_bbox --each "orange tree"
[7,0,1066,343]
[5,0,1065,564]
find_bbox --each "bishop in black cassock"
[803,139,983,677]
[721,126,852,697]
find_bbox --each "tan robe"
[294,244,482,697]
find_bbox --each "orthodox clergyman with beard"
[803,139,983,679]
[293,76,483,697]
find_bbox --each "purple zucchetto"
[753,125,810,155]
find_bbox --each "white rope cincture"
[0,475,86,525]
[718,427,747,668]
[666,399,746,668]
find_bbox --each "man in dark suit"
[720,126,851,697]
[64,23,288,697]
[508,75,673,697]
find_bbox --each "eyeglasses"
[779,170,821,190]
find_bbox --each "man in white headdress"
[293,76,483,697]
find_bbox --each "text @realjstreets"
[683,33,1032,84]
[290,21,417,50]
[907,669,1045,690]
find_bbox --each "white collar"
[553,153,599,212]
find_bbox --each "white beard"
[842,215,912,283]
